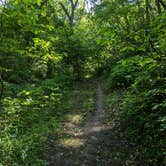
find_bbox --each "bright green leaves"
[94,1,166,164]
[0,80,63,164]
[33,38,52,52]
[36,0,42,6]
[120,44,136,52]
[14,0,42,6]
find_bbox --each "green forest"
[0,0,166,165]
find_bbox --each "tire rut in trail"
[47,81,130,166]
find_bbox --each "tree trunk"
[59,0,78,27]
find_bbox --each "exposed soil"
[47,81,133,166]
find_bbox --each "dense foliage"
[94,0,166,165]
[0,0,165,165]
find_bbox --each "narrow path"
[47,81,130,166]
[84,81,105,137]
[78,81,110,165]
[97,81,104,112]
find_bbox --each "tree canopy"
[0,0,166,165]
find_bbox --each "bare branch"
[59,2,71,20]
[59,0,79,27]
[74,0,78,9]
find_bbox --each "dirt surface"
[47,81,132,166]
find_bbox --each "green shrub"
[0,79,63,165]
[106,56,155,89]
[118,54,166,165]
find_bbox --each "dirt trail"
[84,81,104,136]
[79,81,113,165]
[97,81,104,112]
[47,81,130,166]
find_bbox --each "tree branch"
[59,2,71,21]
[59,0,78,27]
[74,0,78,9]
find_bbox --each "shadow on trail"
[47,122,132,166]
[46,81,136,166]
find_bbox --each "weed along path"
[47,81,132,166]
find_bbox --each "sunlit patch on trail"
[58,113,85,148]
[84,121,114,135]
[59,138,84,148]
[65,114,83,124]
